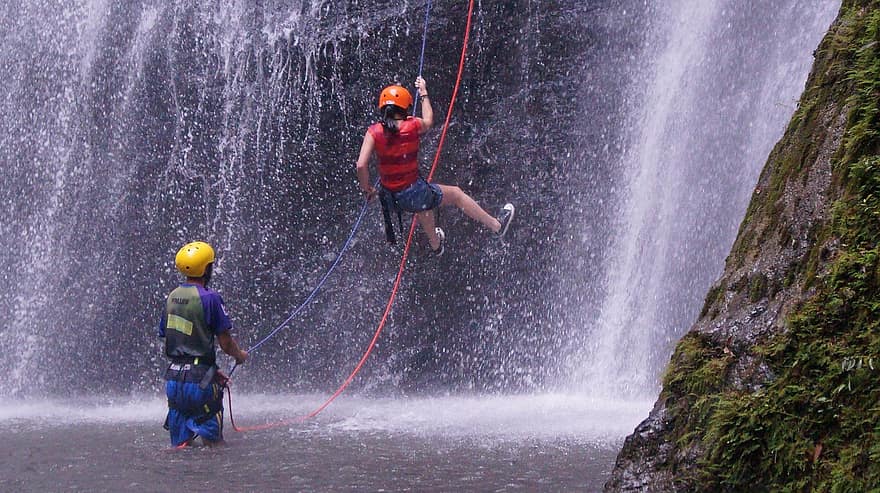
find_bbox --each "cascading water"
[568,0,840,400]
[0,0,839,489]
[0,0,653,397]
[1,0,427,395]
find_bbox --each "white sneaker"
[496,203,515,238]
[433,227,445,256]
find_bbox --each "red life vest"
[369,118,422,192]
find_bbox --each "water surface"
[1,394,649,491]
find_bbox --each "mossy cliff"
[607,1,880,491]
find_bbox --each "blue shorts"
[388,178,443,212]
[165,379,224,446]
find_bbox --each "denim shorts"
[387,178,443,212]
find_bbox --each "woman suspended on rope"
[356,77,514,256]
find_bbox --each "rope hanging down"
[227,186,372,378]
[229,0,434,376]
[414,0,433,110]
[229,0,474,432]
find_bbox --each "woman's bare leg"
[437,184,501,233]
[415,211,441,250]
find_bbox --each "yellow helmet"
[175,241,215,277]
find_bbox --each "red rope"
[426,0,474,182]
[230,0,475,433]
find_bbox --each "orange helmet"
[378,85,413,111]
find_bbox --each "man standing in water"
[356,77,514,255]
[158,241,248,447]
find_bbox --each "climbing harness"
[227,0,475,432]
[379,190,404,245]
[229,0,436,367]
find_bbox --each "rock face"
[607,1,880,490]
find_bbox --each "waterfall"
[0,0,839,399]
[0,0,377,394]
[573,0,839,399]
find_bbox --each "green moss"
[748,273,769,302]
[699,281,726,319]
[841,10,880,162]
[783,260,800,288]
[657,333,735,479]
[662,333,733,397]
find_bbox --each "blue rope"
[417,0,432,78]
[229,0,434,377]
[413,0,433,117]
[228,195,370,377]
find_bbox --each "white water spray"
[576,0,839,399]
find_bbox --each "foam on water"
[0,396,165,423]
[0,393,650,442]
[324,394,652,440]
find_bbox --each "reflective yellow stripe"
[167,314,193,336]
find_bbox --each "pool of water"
[0,393,651,491]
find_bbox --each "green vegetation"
[659,2,880,490]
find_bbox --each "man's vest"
[164,285,216,365]
[369,118,421,192]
